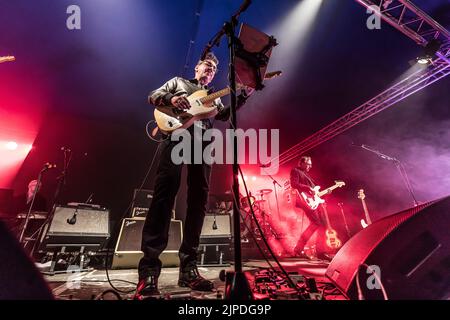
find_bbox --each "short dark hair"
[299,156,311,164]
[197,52,219,66]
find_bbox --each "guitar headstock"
[334,180,345,188]
[264,70,282,79]
[358,189,366,200]
[0,56,15,63]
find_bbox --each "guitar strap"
[298,169,316,187]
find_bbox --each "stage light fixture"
[416,39,441,65]
[5,141,18,150]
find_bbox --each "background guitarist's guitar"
[153,71,281,133]
[0,56,15,64]
[321,203,342,250]
[358,189,372,228]
[296,180,345,211]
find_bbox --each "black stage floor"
[43,258,346,300]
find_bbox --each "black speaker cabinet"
[325,196,450,300]
[0,220,53,299]
[131,189,153,218]
[43,205,110,247]
[112,218,182,268]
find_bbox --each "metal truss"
[356,0,450,63]
[358,0,449,44]
[274,1,450,166]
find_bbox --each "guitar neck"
[198,71,281,104]
[0,56,15,64]
[199,87,231,104]
[360,198,372,224]
[318,185,339,197]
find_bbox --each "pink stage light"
[0,140,35,188]
[5,141,18,150]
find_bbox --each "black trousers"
[138,136,211,279]
[295,207,326,254]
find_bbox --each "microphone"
[212,217,218,230]
[67,209,78,225]
[238,0,252,14]
[85,193,94,204]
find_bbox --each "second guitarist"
[290,156,331,261]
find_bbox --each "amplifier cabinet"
[44,205,110,247]
[131,189,153,218]
[200,214,232,244]
[112,218,182,268]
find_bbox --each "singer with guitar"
[290,156,343,261]
[136,52,250,298]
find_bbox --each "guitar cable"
[103,141,163,295]
[146,120,169,143]
[355,263,388,300]
[237,164,304,297]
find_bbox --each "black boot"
[134,275,160,299]
[178,263,214,291]
[136,258,162,299]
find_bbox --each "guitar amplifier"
[43,205,110,247]
[130,189,176,219]
[200,214,232,244]
[111,218,183,268]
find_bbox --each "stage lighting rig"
[416,39,442,65]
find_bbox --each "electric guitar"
[153,71,281,134]
[322,203,342,250]
[296,180,345,211]
[358,189,372,228]
[0,56,15,64]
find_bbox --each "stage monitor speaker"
[112,218,182,269]
[44,205,110,247]
[325,196,450,300]
[0,220,53,299]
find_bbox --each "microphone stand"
[360,144,419,207]
[226,10,253,301]
[263,169,282,221]
[31,148,73,257]
[19,164,47,245]
[202,0,254,300]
